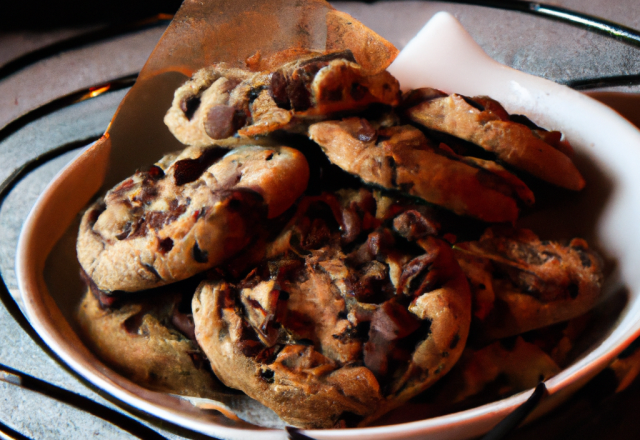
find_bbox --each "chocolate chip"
[568,283,580,299]
[255,345,282,364]
[180,95,201,120]
[350,82,368,101]
[146,202,187,231]
[577,250,592,268]
[187,351,206,369]
[142,263,161,280]
[371,300,421,341]
[259,369,275,383]
[81,269,123,309]
[237,321,264,357]
[393,210,439,241]
[398,254,440,297]
[351,118,376,142]
[352,261,388,302]
[449,333,460,349]
[269,71,290,109]
[204,105,239,140]
[87,203,106,225]
[287,76,311,111]
[172,310,196,340]
[192,241,209,263]
[132,184,158,205]
[126,218,147,240]
[158,237,174,254]
[364,300,421,379]
[173,147,228,186]
[123,312,146,335]
[147,165,165,180]
[214,189,267,219]
[387,156,398,187]
[115,222,132,240]
[146,212,167,231]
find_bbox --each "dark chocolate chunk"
[115,222,133,240]
[142,263,162,280]
[123,311,147,335]
[147,165,165,180]
[204,104,244,139]
[173,147,228,186]
[287,75,311,111]
[180,95,201,120]
[87,203,106,225]
[158,237,174,254]
[192,242,209,263]
[259,369,275,383]
[350,82,368,101]
[568,283,580,299]
[393,210,439,241]
[399,254,440,297]
[364,299,422,379]
[171,309,196,340]
[187,350,207,369]
[269,71,290,109]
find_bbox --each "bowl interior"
[16,11,640,440]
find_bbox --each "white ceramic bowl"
[15,12,640,440]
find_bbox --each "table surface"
[2,1,640,439]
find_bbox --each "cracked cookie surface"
[192,190,471,428]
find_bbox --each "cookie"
[454,227,604,340]
[403,88,585,190]
[76,278,219,398]
[309,118,534,223]
[163,64,257,147]
[192,190,471,428]
[433,336,560,408]
[164,51,401,146]
[77,145,309,292]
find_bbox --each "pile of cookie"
[76,51,603,428]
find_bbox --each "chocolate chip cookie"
[192,190,472,428]
[77,145,309,292]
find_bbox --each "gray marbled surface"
[1,1,640,439]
